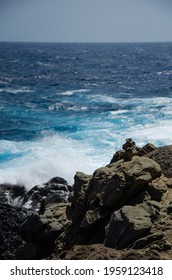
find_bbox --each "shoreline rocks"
[0,176,72,259]
[1,139,172,260]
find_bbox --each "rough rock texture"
[0,203,28,259]
[1,140,172,260]
[50,140,172,260]
[0,176,72,259]
[16,203,70,259]
[22,176,72,211]
[145,145,172,178]
[110,139,157,164]
[105,202,158,249]
[58,155,162,251]
[0,184,25,206]
[61,244,161,260]
[87,156,161,210]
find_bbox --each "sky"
[0,0,172,43]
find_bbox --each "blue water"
[0,42,172,188]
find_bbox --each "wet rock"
[0,184,25,206]
[22,176,72,211]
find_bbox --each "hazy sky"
[0,0,172,42]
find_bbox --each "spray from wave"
[0,134,106,189]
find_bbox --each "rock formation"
[1,139,172,260]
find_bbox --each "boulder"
[145,145,172,178]
[105,202,159,249]
[147,176,167,201]
[87,156,162,211]
[57,154,163,250]
[17,203,69,259]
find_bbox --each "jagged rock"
[55,155,163,251]
[22,176,72,211]
[105,202,159,249]
[2,140,172,260]
[87,156,161,211]
[142,143,157,154]
[147,177,167,201]
[16,203,69,259]
[0,184,25,206]
[71,172,92,220]
[145,145,172,178]
[0,203,28,259]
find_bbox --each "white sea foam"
[0,134,106,189]
[91,94,118,103]
[0,87,33,94]
[1,96,172,189]
[109,110,129,115]
[48,102,89,111]
[59,89,90,96]
[0,117,171,190]
[67,105,89,111]
[121,120,172,148]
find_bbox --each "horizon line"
[0,40,172,44]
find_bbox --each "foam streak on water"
[0,42,172,188]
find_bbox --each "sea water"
[0,42,172,188]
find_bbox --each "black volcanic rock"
[0,184,25,206]
[0,203,28,259]
[22,176,72,211]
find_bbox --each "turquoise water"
[0,42,172,187]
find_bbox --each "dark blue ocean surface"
[0,42,172,187]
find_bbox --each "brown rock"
[105,202,157,249]
[87,156,161,211]
[60,244,161,260]
[145,145,172,178]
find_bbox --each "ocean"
[0,42,172,188]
